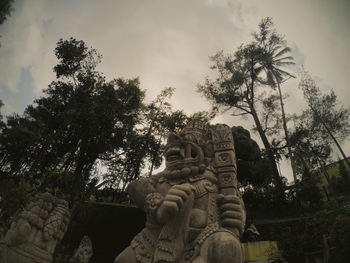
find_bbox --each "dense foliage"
[0,38,211,222]
[0,0,14,25]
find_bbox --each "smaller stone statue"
[0,192,70,263]
[70,236,93,263]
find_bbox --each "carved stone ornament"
[0,192,70,263]
[70,236,93,263]
[114,120,246,263]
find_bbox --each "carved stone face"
[164,130,207,178]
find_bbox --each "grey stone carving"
[70,236,93,263]
[0,192,70,263]
[115,121,246,263]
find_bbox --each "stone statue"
[0,192,70,263]
[115,121,246,263]
[70,236,93,263]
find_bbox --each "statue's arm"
[127,177,194,225]
[127,176,166,225]
[218,193,246,238]
[127,177,160,209]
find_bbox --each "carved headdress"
[180,120,209,142]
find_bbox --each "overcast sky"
[0,0,349,180]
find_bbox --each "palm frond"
[269,45,282,54]
[275,56,294,62]
[266,70,277,87]
[274,47,292,58]
[276,68,296,78]
[274,61,295,67]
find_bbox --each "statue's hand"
[218,194,245,235]
[5,219,31,246]
[156,183,194,224]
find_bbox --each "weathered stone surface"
[70,236,93,263]
[0,192,70,263]
[115,120,246,263]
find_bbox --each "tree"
[254,17,297,181]
[297,167,323,209]
[289,112,333,177]
[0,38,145,205]
[232,125,294,217]
[198,31,286,202]
[232,126,272,188]
[0,0,14,46]
[330,158,350,196]
[298,70,350,169]
[0,0,14,25]
[142,91,213,176]
[140,87,186,176]
[103,88,213,192]
[330,214,350,263]
[338,158,350,182]
[0,99,5,134]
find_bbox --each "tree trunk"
[249,103,285,201]
[308,104,350,169]
[71,162,84,205]
[294,150,310,172]
[276,80,297,182]
[148,155,156,177]
[148,145,162,177]
[320,119,350,169]
[318,159,331,183]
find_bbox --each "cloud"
[0,66,36,114]
[0,0,349,181]
[0,0,246,114]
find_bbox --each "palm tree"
[254,18,298,181]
